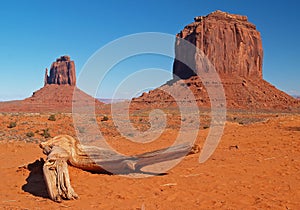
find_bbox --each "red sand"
[0,113,299,209]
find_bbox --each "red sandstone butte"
[132,10,300,111]
[44,55,76,86]
[173,10,263,80]
[0,55,102,113]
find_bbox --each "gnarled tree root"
[43,156,78,202]
[40,135,197,202]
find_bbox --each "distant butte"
[44,55,76,86]
[0,11,299,113]
[0,55,103,113]
[132,10,300,111]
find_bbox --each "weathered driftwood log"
[40,135,198,202]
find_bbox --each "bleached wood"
[40,135,195,202]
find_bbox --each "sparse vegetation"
[48,114,56,121]
[77,126,86,133]
[41,128,51,138]
[89,118,96,122]
[8,122,17,128]
[127,133,134,137]
[101,115,109,122]
[26,132,35,138]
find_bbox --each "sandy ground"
[0,114,299,209]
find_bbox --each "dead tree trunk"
[40,135,197,202]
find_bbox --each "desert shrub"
[89,118,96,122]
[8,122,17,128]
[77,126,85,133]
[127,133,134,137]
[101,115,109,121]
[26,132,35,138]
[41,128,51,138]
[48,114,56,121]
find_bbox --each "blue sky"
[0,0,299,100]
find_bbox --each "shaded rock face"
[131,10,300,111]
[173,10,263,80]
[44,55,76,86]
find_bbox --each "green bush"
[26,132,35,138]
[48,114,56,121]
[41,128,51,138]
[8,122,17,128]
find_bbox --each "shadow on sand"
[21,158,168,200]
[22,158,49,199]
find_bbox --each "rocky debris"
[6,84,104,113]
[44,55,76,86]
[174,10,263,79]
[132,76,299,110]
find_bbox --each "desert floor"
[0,111,299,209]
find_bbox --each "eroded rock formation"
[44,55,76,86]
[132,10,299,111]
[173,10,263,80]
[0,55,103,112]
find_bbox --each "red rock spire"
[44,55,76,86]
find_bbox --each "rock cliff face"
[173,10,263,80]
[44,55,76,86]
[132,11,299,111]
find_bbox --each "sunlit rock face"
[173,10,263,80]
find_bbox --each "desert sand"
[0,112,299,209]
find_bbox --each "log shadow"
[87,167,167,176]
[286,126,300,132]
[22,158,49,198]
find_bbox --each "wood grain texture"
[40,135,194,202]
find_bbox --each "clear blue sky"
[0,0,299,100]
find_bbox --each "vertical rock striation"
[44,55,76,86]
[173,10,263,80]
[131,10,299,110]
